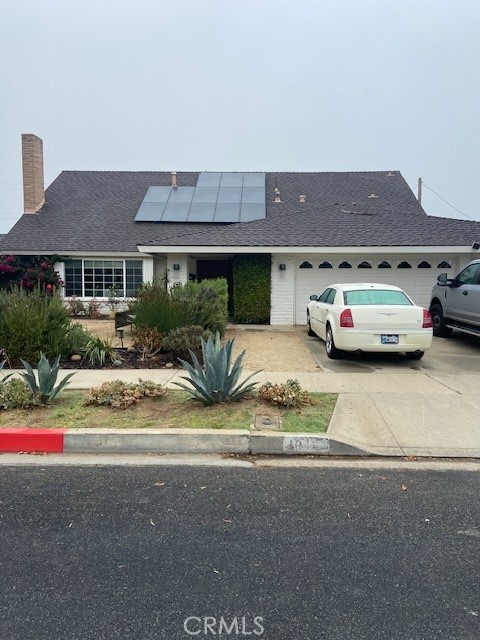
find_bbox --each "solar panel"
[220,172,243,187]
[192,187,218,203]
[143,186,171,203]
[214,203,241,222]
[135,201,167,220]
[189,203,216,221]
[243,173,265,187]
[167,187,195,203]
[134,172,266,223]
[196,172,221,187]
[242,187,265,204]
[163,201,190,221]
[217,187,242,204]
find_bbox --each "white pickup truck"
[429,259,480,337]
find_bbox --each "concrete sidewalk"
[3,368,480,458]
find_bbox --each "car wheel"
[307,313,316,337]
[325,324,341,359]
[405,351,425,360]
[430,304,452,337]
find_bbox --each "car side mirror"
[437,273,448,285]
[309,295,318,301]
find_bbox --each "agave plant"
[19,353,76,405]
[174,332,261,405]
[0,359,13,383]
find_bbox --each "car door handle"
[462,291,468,295]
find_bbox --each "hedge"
[232,255,271,324]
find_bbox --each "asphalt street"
[0,464,479,640]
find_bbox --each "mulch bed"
[60,348,180,370]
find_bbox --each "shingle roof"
[2,170,479,253]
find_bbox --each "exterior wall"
[153,256,167,280]
[270,254,296,325]
[143,256,154,283]
[166,254,188,288]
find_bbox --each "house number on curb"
[282,436,330,455]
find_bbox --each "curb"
[0,428,369,456]
[0,428,66,453]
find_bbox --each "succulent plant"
[174,333,260,405]
[19,353,76,405]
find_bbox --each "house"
[2,133,480,325]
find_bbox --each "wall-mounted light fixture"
[472,242,480,250]
[279,263,286,271]
[173,263,181,271]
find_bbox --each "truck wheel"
[430,304,452,337]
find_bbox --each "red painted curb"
[0,428,66,453]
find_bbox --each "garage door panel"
[295,256,456,324]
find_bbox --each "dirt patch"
[73,318,320,372]
[225,326,320,372]
[73,317,133,347]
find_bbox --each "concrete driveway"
[301,330,480,375]
[297,328,480,457]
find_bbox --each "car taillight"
[340,308,354,328]
[422,309,433,328]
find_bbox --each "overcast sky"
[1,0,479,234]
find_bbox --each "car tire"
[405,351,425,360]
[307,313,316,337]
[430,304,453,337]
[325,324,341,359]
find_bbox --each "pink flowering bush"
[0,255,63,292]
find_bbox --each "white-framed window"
[64,259,143,297]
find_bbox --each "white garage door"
[295,255,456,325]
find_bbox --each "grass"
[0,390,337,432]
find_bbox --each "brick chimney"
[22,133,45,213]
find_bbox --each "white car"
[307,283,433,360]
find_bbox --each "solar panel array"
[135,172,266,223]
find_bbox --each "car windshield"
[343,290,413,305]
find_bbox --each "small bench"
[114,311,135,331]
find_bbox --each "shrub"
[19,353,76,405]
[66,324,93,355]
[130,280,187,334]
[163,325,214,361]
[0,255,63,292]
[232,255,271,324]
[258,379,313,408]
[0,378,36,410]
[66,296,86,316]
[0,287,72,364]
[170,279,228,335]
[84,336,119,366]
[174,333,260,405]
[132,327,164,360]
[86,298,102,318]
[84,379,166,408]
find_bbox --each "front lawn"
[0,390,337,432]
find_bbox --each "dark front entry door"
[196,259,233,315]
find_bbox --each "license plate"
[381,334,399,344]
